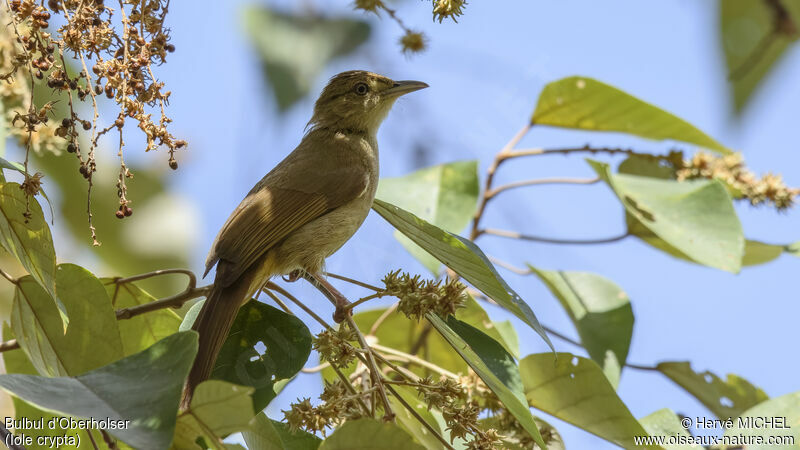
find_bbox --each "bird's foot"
[282,270,302,283]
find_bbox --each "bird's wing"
[205,144,369,286]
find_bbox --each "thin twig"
[384,384,456,450]
[0,268,18,285]
[325,272,382,291]
[345,315,395,422]
[86,429,100,450]
[115,285,209,319]
[372,343,459,379]
[368,302,398,336]
[330,364,373,417]
[487,176,600,198]
[0,339,20,352]
[488,257,531,275]
[479,228,630,245]
[300,362,330,373]
[261,287,293,315]
[344,292,383,311]
[264,282,334,330]
[0,420,26,450]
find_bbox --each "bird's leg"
[301,271,352,323]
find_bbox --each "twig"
[0,339,20,352]
[0,267,18,285]
[325,272,382,291]
[470,124,531,239]
[86,429,100,450]
[478,228,630,245]
[115,284,209,320]
[100,430,120,450]
[345,315,395,422]
[372,343,459,379]
[0,421,26,450]
[264,282,333,330]
[343,292,383,311]
[486,176,600,198]
[300,362,330,373]
[261,287,293,315]
[368,302,398,336]
[384,384,456,450]
[488,257,531,275]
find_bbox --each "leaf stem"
[372,343,459,379]
[325,272,383,291]
[264,282,333,330]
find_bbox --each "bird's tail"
[181,264,262,409]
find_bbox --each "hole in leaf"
[571,356,579,367]
[704,374,713,384]
[719,396,734,408]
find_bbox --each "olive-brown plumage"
[182,71,427,407]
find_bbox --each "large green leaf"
[1,324,88,450]
[376,161,479,274]
[103,278,182,356]
[242,412,321,450]
[520,353,658,449]
[528,267,633,388]
[243,6,370,111]
[531,77,729,154]
[0,181,56,301]
[638,409,693,450]
[0,332,198,450]
[723,391,800,449]
[12,264,123,377]
[173,380,255,449]
[720,0,800,113]
[211,300,312,412]
[318,419,425,450]
[657,361,768,419]
[590,160,745,273]
[372,199,553,350]
[428,315,546,448]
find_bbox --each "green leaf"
[590,160,745,273]
[520,353,657,449]
[242,6,370,111]
[372,199,553,350]
[1,324,88,449]
[211,300,312,412]
[0,332,198,450]
[457,295,520,359]
[173,380,255,449]
[528,267,633,388]
[742,239,786,266]
[376,161,479,274]
[723,391,800,449]
[787,241,800,257]
[12,264,123,377]
[242,412,321,450]
[0,181,56,301]
[0,156,26,174]
[638,409,694,450]
[318,419,425,450]
[428,315,546,448]
[532,77,730,154]
[720,0,800,113]
[102,278,182,356]
[657,361,768,419]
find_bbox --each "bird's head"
[308,70,428,134]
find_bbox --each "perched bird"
[182,70,427,407]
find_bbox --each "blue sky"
[120,0,800,447]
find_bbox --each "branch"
[478,228,630,245]
[325,272,382,291]
[114,269,209,320]
[0,267,18,285]
[486,176,600,199]
[0,420,26,450]
[264,282,333,331]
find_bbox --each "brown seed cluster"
[674,152,798,211]
[2,0,184,239]
[312,324,359,368]
[283,380,365,436]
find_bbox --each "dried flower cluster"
[432,0,466,23]
[2,0,184,242]
[353,0,468,54]
[312,324,359,368]
[674,152,798,210]
[381,270,467,321]
[283,380,365,435]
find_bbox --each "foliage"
[0,2,798,450]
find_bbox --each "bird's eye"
[354,83,369,95]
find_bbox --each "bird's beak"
[385,80,429,97]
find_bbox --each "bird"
[181,70,428,407]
